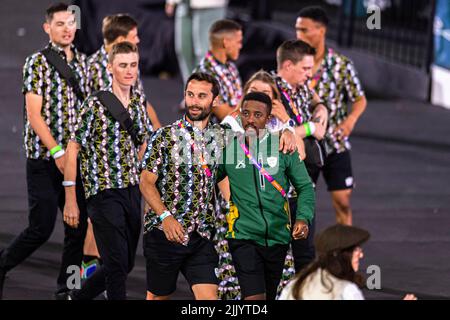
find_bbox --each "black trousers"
[228,239,288,300]
[0,158,88,293]
[73,185,141,300]
[289,162,319,273]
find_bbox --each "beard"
[185,102,212,122]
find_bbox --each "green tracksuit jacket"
[217,133,315,247]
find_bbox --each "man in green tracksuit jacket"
[217,92,315,300]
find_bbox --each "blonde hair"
[108,41,138,64]
[234,70,280,113]
[243,70,280,100]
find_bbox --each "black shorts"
[228,239,288,300]
[143,228,219,296]
[309,150,354,191]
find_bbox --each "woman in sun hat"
[279,224,417,300]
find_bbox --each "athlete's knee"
[146,291,170,300]
[28,222,55,243]
[192,284,218,300]
[336,200,351,213]
[244,293,266,300]
[333,192,352,213]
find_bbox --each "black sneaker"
[66,288,84,300]
[54,290,70,300]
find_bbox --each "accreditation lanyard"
[279,88,303,126]
[238,137,287,198]
[177,121,212,178]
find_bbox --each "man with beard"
[216,92,315,300]
[140,72,296,300]
[140,72,223,300]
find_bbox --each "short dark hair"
[242,92,273,114]
[102,14,138,45]
[185,72,220,100]
[297,6,329,27]
[277,39,316,69]
[108,41,139,63]
[209,19,242,47]
[45,2,69,22]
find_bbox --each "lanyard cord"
[177,120,212,178]
[238,136,287,198]
[279,88,303,125]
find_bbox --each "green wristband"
[50,145,62,156]
[303,123,311,137]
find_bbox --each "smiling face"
[240,99,271,137]
[184,79,215,122]
[107,52,139,87]
[44,11,77,47]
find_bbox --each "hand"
[162,216,186,244]
[312,104,328,128]
[165,3,176,17]
[334,115,356,139]
[279,130,297,154]
[271,99,290,123]
[403,294,417,300]
[312,121,326,140]
[296,136,306,160]
[55,154,65,174]
[63,200,80,228]
[292,220,309,240]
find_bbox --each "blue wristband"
[159,211,172,222]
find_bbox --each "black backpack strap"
[41,48,85,102]
[94,91,140,147]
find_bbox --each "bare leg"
[192,284,218,300]
[146,291,171,300]
[331,189,353,225]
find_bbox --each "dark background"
[0,0,449,300]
